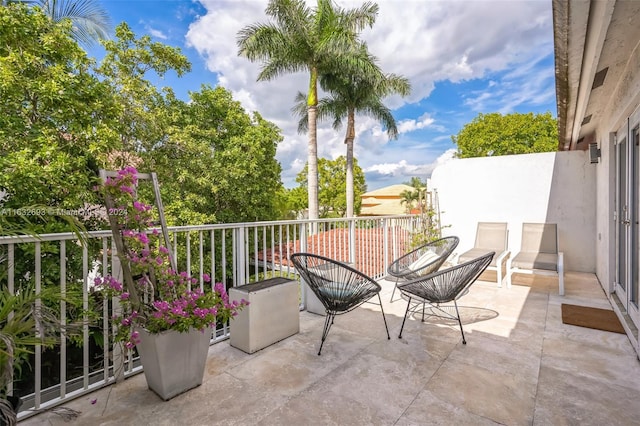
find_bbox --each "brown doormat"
[561,304,625,334]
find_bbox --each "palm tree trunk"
[345,108,356,218]
[307,68,319,222]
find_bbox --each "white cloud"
[398,113,436,134]
[185,0,555,187]
[147,27,168,40]
[363,157,440,190]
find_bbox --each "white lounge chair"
[506,223,564,295]
[457,222,510,287]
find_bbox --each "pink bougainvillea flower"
[96,167,248,349]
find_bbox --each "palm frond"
[36,0,111,46]
[258,56,306,81]
[337,1,379,33]
[292,91,309,134]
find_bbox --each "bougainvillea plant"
[95,167,248,349]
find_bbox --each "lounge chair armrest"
[496,250,510,264]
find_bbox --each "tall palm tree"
[294,48,410,217]
[237,0,379,220]
[5,0,110,46]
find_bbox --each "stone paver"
[20,272,640,425]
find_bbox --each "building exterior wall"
[430,151,596,272]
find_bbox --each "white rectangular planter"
[136,327,211,401]
[229,277,299,354]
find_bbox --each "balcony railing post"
[348,219,356,265]
[382,218,389,273]
[111,246,125,383]
[299,222,308,310]
[233,227,247,287]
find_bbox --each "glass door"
[615,120,629,306]
[615,110,640,329]
[630,109,640,326]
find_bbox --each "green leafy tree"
[95,25,283,225]
[237,0,379,221]
[283,186,308,219]
[151,85,284,225]
[293,48,410,218]
[0,4,115,228]
[453,112,559,158]
[294,156,366,218]
[96,22,191,159]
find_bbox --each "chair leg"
[318,312,335,355]
[454,300,466,344]
[390,278,399,302]
[506,257,513,288]
[398,297,412,339]
[377,293,390,340]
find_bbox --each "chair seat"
[387,236,460,302]
[511,251,558,271]
[397,251,494,344]
[290,252,390,355]
[458,248,498,267]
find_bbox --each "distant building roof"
[360,199,407,216]
[359,184,414,216]
[361,184,414,198]
[361,197,381,207]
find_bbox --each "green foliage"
[453,112,559,158]
[96,22,192,157]
[0,12,284,230]
[149,86,284,225]
[0,4,113,223]
[294,156,366,217]
[0,283,84,394]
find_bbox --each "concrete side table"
[229,277,300,354]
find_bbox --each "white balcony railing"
[0,215,421,418]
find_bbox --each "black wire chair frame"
[397,251,494,344]
[290,253,391,355]
[387,236,460,302]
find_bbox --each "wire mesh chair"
[387,236,459,302]
[397,251,494,344]
[290,253,390,355]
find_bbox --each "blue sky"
[90,0,557,190]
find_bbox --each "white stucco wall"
[430,151,596,272]
[592,33,640,294]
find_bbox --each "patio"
[21,271,640,425]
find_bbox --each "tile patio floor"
[21,271,640,425]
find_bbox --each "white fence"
[0,215,420,418]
